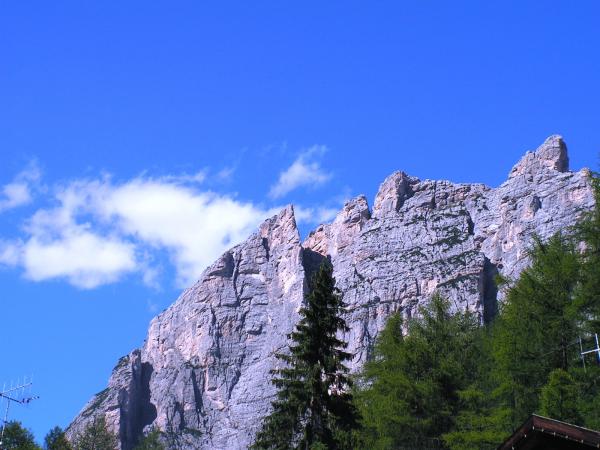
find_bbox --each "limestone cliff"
[67,136,595,449]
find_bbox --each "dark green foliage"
[575,172,600,331]
[73,417,118,450]
[0,421,41,450]
[252,260,360,450]
[539,369,581,423]
[567,170,600,430]
[44,426,73,450]
[490,233,581,429]
[133,428,164,450]
[441,385,509,450]
[573,366,600,430]
[441,327,509,450]
[355,294,480,449]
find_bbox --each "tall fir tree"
[0,421,41,450]
[539,368,582,424]
[490,233,581,430]
[575,171,600,331]
[73,416,118,450]
[441,327,508,450]
[252,260,360,450]
[447,215,600,447]
[569,170,600,429]
[44,426,73,450]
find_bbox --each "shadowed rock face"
[68,136,595,449]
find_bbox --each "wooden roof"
[497,415,600,449]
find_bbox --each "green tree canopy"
[133,428,164,450]
[252,260,360,450]
[575,172,600,331]
[355,294,480,449]
[0,421,41,450]
[73,417,118,450]
[491,233,581,429]
[539,368,581,424]
[44,426,72,450]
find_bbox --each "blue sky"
[1,1,599,442]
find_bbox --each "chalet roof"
[497,415,600,449]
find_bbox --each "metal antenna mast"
[0,376,39,450]
[579,333,600,371]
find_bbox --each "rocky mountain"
[67,136,595,449]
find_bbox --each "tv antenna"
[0,376,39,450]
[579,333,600,371]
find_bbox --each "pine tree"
[355,294,480,449]
[442,328,509,450]
[44,426,73,450]
[252,260,360,450]
[0,421,41,450]
[133,428,164,450]
[539,368,581,424]
[442,385,510,450]
[490,233,581,430]
[570,169,600,429]
[73,417,118,450]
[574,366,600,430]
[575,171,600,330]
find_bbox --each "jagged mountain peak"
[373,170,420,218]
[509,134,569,179]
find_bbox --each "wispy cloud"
[160,170,207,185]
[269,146,332,199]
[215,165,238,184]
[0,240,22,266]
[146,298,160,313]
[0,162,41,212]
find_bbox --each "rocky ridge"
[67,136,595,449]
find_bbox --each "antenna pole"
[0,380,39,450]
[0,400,10,449]
[580,332,600,368]
[580,337,586,371]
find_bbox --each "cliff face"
[67,136,595,449]
[69,206,306,449]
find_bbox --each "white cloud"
[0,162,41,212]
[269,146,332,199]
[95,179,272,286]
[0,173,274,289]
[1,181,137,288]
[22,232,137,289]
